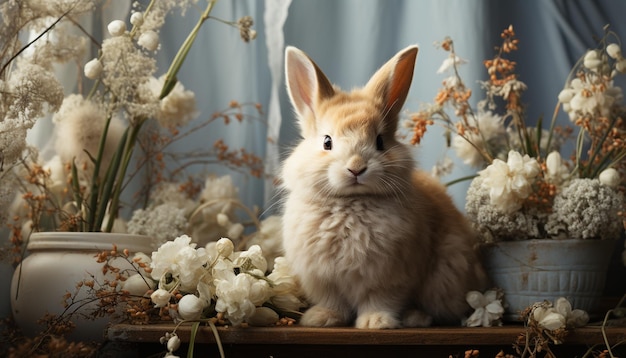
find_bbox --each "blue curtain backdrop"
[150,0,626,213]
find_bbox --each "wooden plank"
[107,323,626,347]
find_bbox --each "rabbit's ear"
[285,47,335,136]
[365,45,418,129]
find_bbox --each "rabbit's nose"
[348,166,367,177]
[346,156,367,177]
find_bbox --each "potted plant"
[407,25,625,319]
[1,0,264,341]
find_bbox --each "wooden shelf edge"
[106,324,626,346]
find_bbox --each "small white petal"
[177,294,206,320]
[466,291,486,309]
[167,334,181,352]
[217,213,230,227]
[130,12,144,26]
[84,58,103,79]
[216,238,234,258]
[138,30,159,51]
[465,308,485,327]
[583,50,602,70]
[616,59,626,73]
[108,20,127,37]
[539,312,566,331]
[122,274,155,296]
[151,288,172,308]
[599,168,620,188]
[607,43,622,59]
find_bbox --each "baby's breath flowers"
[1,0,261,243]
[411,25,625,243]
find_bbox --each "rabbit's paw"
[300,305,346,327]
[355,311,399,329]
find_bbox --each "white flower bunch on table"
[125,235,306,327]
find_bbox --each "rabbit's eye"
[376,134,384,151]
[323,135,333,150]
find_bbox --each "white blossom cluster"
[0,0,94,184]
[529,297,589,331]
[466,175,547,241]
[467,155,624,241]
[558,44,626,123]
[1,0,202,232]
[124,235,305,327]
[545,178,624,240]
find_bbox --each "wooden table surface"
[105,323,626,357]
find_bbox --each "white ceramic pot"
[10,232,153,342]
[482,239,616,321]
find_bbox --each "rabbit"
[280,45,488,329]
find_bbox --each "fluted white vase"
[10,232,153,342]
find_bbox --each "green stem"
[104,119,146,232]
[159,0,218,99]
[445,174,478,187]
[86,113,114,231]
[584,115,619,178]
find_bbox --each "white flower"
[177,294,207,320]
[245,215,284,270]
[452,111,505,168]
[267,257,306,311]
[465,290,504,327]
[616,58,626,73]
[130,12,144,26]
[234,245,268,273]
[599,167,620,188]
[437,54,467,73]
[216,238,234,258]
[151,288,173,308]
[52,94,125,170]
[479,150,540,213]
[138,76,198,129]
[583,50,602,70]
[107,20,127,37]
[555,297,589,328]
[535,307,566,331]
[213,274,259,326]
[138,30,159,51]
[123,274,155,296]
[544,151,570,187]
[606,43,622,60]
[167,334,181,353]
[217,213,230,227]
[84,58,103,79]
[530,298,588,332]
[150,235,211,292]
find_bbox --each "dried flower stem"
[160,0,218,99]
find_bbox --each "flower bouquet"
[408,25,625,318]
[409,24,625,245]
